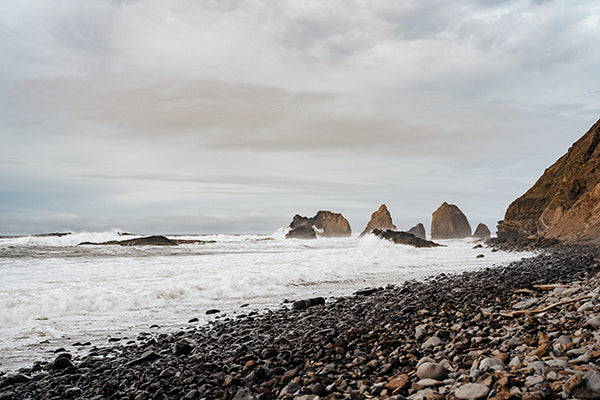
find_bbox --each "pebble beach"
[2,245,600,400]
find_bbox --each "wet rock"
[372,229,442,248]
[431,202,472,239]
[361,204,397,236]
[408,223,427,240]
[292,297,325,309]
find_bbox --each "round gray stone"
[416,362,447,380]
[454,383,490,400]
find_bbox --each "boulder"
[472,223,491,240]
[372,229,442,248]
[360,204,397,236]
[288,211,351,238]
[407,223,426,239]
[431,202,472,239]
[497,118,600,244]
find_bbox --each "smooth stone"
[415,324,428,341]
[280,382,302,396]
[525,375,545,386]
[416,362,447,380]
[414,378,443,389]
[528,361,547,375]
[479,357,505,372]
[586,315,600,327]
[422,336,445,349]
[232,388,257,400]
[454,383,490,400]
[416,357,436,368]
[513,298,538,310]
[585,371,600,392]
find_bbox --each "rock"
[586,315,600,327]
[79,235,178,246]
[292,297,325,309]
[431,202,472,239]
[473,223,491,240]
[372,229,442,248]
[454,383,490,400]
[422,336,445,349]
[232,388,258,400]
[386,374,410,391]
[127,350,160,366]
[173,341,193,356]
[51,354,75,370]
[585,371,600,392]
[407,223,427,240]
[479,357,505,372]
[286,225,317,239]
[287,211,352,238]
[206,309,221,315]
[416,362,447,380]
[497,118,600,244]
[280,382,302,396]
[361,204,397,236]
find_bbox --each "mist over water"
[0,230,533,371]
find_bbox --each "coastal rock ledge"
[360,204,397,236]
[372,229,442,248]
[497,118,600,244]
[431,202,472,239]
[286,211,351,239]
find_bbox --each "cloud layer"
[1,0,599,234]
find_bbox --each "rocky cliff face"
[360,204,397,236]
[497,119,600,243]
[288,211,352,238]
[431,203,472,239]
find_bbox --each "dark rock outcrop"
[497,118,600,244]
[473,223,491,240]
[287,211,351,238]
[407,223,426,240]
[79,235,177,246]
[431,203,472,239]
[361,204,397,236]
[286,225,317,239]
[372,229,442,248]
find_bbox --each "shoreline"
[1,245,600,399]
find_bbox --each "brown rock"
[497,118,600,244]
[385,374,410,392]
[564,374,583,395]
[79,235,178,246]
[407,223,427,240]
[532,342,553,357]
[287,211,351,238]
[473,223,491,240]
[361,204,397,236]
[431,202,472,239]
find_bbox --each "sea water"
[0,230,533,371]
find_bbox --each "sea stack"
[497,118,600,244]
[472,223,491,240]
[286,211,351,239]
[407,223,426,240]
[360,204,397,236]
[431,202,472,239]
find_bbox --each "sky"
[1,0,599,235]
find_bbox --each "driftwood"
[532,284,568,291]
[484,295,592,318]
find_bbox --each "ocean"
[0,230,532,371]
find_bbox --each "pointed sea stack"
[497,118,600,244]
[431,202,472,239]
[360,204,397,236]
[287,211,351,238]
[473,223,491,240]
[407,223,426,240]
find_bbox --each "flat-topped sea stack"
[473,223,491,240]
[372,229,441,248]
[360,204,397,236]
[431,202,472,239]
[407,223,426,240]
[497,118,600,244]
[286,211,351,239]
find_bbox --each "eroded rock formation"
[431,203,472,239]
[407,223,426,240]
[360,204,397,236]
[372,229,442,248]
[287,211,352,239]
[497,119,600,243]
[473,223,491,240]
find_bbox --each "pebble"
[416,362,447,380]
[454,383,490,399]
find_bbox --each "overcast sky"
[1,0,599,235]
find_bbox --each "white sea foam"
[0,231,533,370]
